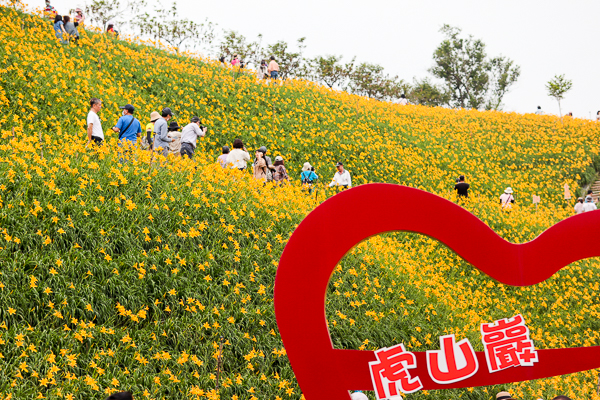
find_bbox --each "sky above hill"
[51,0,600,119]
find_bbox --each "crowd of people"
[454,175,597,214]
[45,0,85,44]
[219,54,281,81]
[86,98,353,190]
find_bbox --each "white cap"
[350,392,370,400]
[302,162,312,171]
[504,187,513,194]
[275,156,283,162]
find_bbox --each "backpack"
[301,171,313,184]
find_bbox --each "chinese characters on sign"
[369,315,538,399]
[481,314,539,372]
[369,344,422,399]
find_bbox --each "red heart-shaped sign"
[274,184,600,400]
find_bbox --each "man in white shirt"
[535,106,543,115]
[583,196,597,212]
[398,94,409,105]
[329,161,352,189]
[86,98,104,145]
[180,116,207,159]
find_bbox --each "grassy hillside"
[1,3,600,400]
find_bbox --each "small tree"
[408,78,450,107]
[546,74,573,119]
[217,30,263,67]
[136,4,215,53]
[348,62,408,101]
[84,0,145,31]
[303,55,354,90]
[430,25,520,110]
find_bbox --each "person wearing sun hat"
[496,391,515,400]
[574,197,584,214]
[74,8,85,26]
[300,162,318,193]
[499,187,515,210]
[142,111,160,151]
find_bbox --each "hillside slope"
[1,4,600,400]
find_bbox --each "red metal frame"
[274,184,600,400]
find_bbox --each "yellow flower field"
[0,2,600,399]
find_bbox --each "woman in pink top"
[268,56,279,79]
[231,54,240,67]
[74,8,85,25]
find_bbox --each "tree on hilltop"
[546,74,573,119]
[135,3,215,53]
[408,78,450,107]
[84,0,146,31]
[348,62,409,102]
[302,55,355,90]
[218,30,264,67]
[430,25,520,110]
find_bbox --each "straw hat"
[150,111,160,122]
[496,392,514,400]
[302,162,312,172]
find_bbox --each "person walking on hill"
[63,15,79,44]
[153,108,173,157]
[574,197,584,214]
[268,56,280,80]
[499,187,515,210]
[167,121,182,157]
[113,104,142,144]
[253,151,268,181]
[454,175,469,198]
[87,98,104,146]
[535,106,543,115]
[180,117,207,159]
[257,60,269,80]
[301,162,318,193]
[257,146,276,174]
[583,196,597,212]
[273,156,289,184]
[226,139,250,170]
[143,111,160,151]
[329,162,352,190]
[53,15,68,45]
[218,146,230,168]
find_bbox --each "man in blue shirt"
[112,104,142,143]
